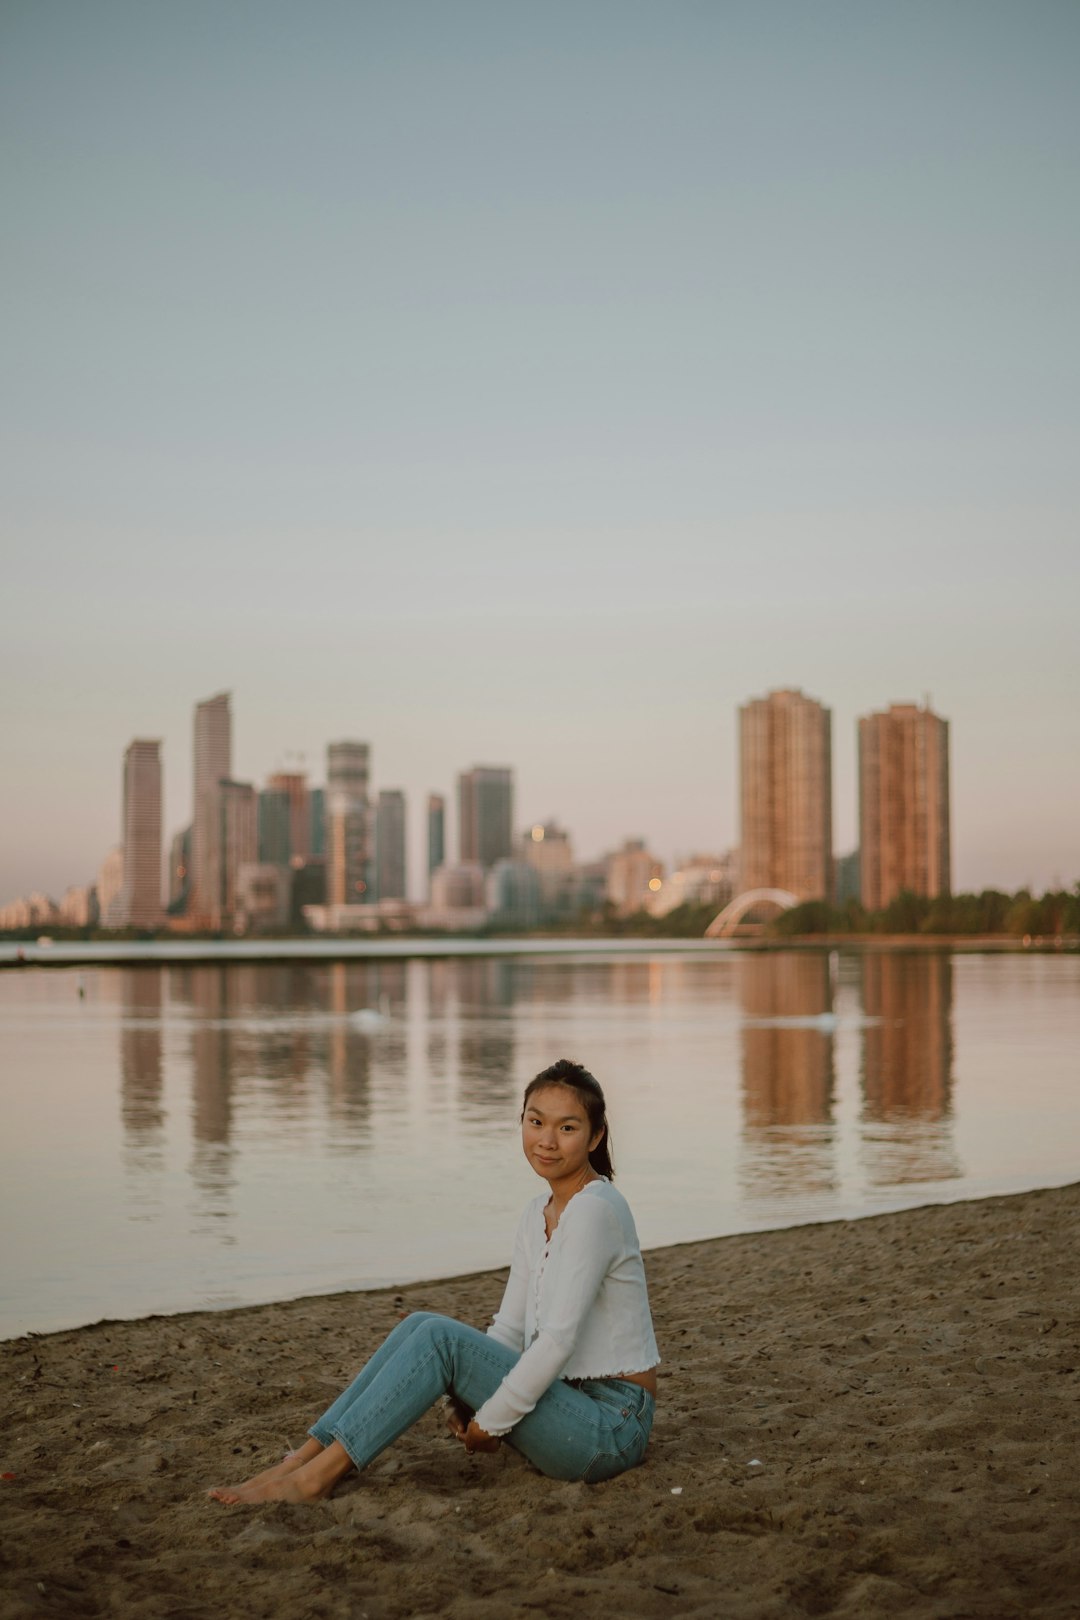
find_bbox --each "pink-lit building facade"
[739,688,833,902]
[116,739,163,929]
[859,703,950,910]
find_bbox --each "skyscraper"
[191,692,231,928]
[266,771,311,858]
[858,702,951,910]
[257,788,292,867]
[218,779,258,925]
[739,688,833,902]
[326,741,370,906]
[457,766,513,870]
[427,793,445,889]
[116,739,163,928]
[167,825,191,914]
[375,789,407,902]
[309,787,326,856]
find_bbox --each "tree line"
[543,884,1080,939]
[768,884,1080,939]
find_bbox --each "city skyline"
[3,3,1078,900]
[5,681,1074,922]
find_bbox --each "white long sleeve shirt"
[472,1179,660,1438]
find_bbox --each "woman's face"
[521,1084,602,1186]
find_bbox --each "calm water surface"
[2,949,1077,1338]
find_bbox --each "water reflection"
[423,958,452,1077]
[111,949,965,1267]
[119,968,164,1140]
[5,944,1072,1335]
[177,964,237,1229]
[738,953,837,1199]
[455,959,517,1118]
[119,969,165,1219]
[859,953,961,1186]
[325,963,375,1138]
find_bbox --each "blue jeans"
[309,1311,654,1484]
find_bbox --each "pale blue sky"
[3,0,1078,900]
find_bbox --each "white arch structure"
[705,888,799,938]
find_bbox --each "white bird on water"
[350,992,392,1031]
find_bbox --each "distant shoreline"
[1,932,1075,968]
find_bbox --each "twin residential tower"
[739,688,951,909]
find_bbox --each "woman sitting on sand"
[210,1059,659,1503]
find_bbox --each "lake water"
[2,947,1077,1339]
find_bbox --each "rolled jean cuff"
[327,1423,366,1471]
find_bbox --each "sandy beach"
[2,1182,1078,1619]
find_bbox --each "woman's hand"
[444,1397,472,1442]
[463,1419,500,1454]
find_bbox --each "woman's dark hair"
[522,1059,614,1180]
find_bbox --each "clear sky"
[3,0,1078,901]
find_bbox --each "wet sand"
[2,1183,1078,1619]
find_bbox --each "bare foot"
[208,1439,322,1501]
[210,1440,353,1506]
[210,1472,332,1505]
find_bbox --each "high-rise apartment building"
[168,826,191,913]
[257,788,292,867]
[858,702,950,910]
[310,788,326,856]
[457,766,513,870]
[486,858,542,929]
[375,789,407,902]
[219,779,257,925]
[266,771,310,859]
[191,692,232,927]
[326,741,370,906]
[116,739,163,928]
[97,846,124,927]
[427,793,446,888]
[739,688,833,902]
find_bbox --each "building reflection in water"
[425,959,453,1078]
[455,958,517,1120]
[372,960,408,1089]
[119,968,165,1196]
[175,964,238,1230]
[94,947,982,1325]
[859,952,961,1185]
[110,951,959,1257]
[607,959,665,1008]
[738,952,837,1199]
[246,964,317,1096]
[324,961,415,1139]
